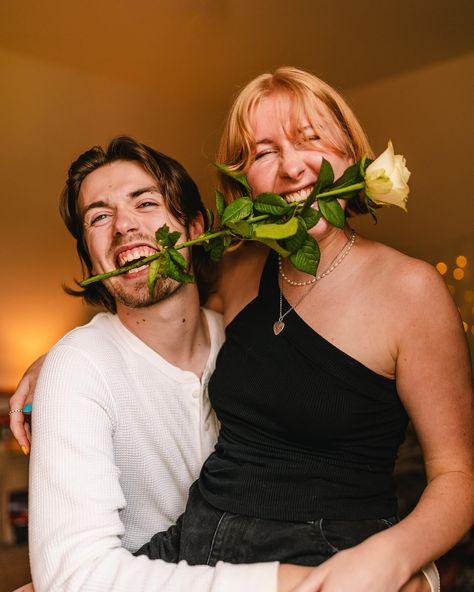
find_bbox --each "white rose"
[364,141,410,211]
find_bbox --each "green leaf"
[253,192,291,216]
[331,162,363,190]
[167,231,181,247]
[318,199,346,228]
[288,235,320,276]
[165,255,194,283]
[300,208,321,230]
[205,208,214,229]
[359,154,374,177]
[221,197,253,225]
[215,190,226,218]
[255,217,299,240]
[155,224,170,243]
[226,220,255,239]
[209,238,225,262]
[254,237,290,257]
[167,247,187,270]
[301,158,334,213]
[330,190,359,201]
[284,217,307,254]
[147,254,166,299]
[154,224,181,247]
[214,162,252,193]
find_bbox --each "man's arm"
[30,344,286,592]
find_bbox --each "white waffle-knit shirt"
[29,311,277,592]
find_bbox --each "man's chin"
[111,279,183,310]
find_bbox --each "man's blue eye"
[91,213,109,225]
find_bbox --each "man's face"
[79,160,195,308]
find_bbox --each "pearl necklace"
[273,231,356,336]
[278,231,356,287]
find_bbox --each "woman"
[11,68,473,591]
[134,67,473,591]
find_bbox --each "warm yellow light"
[0,302,86,390]
[436,262,447,275]
[453,268,464,280]
[464,290,474,303]
[456,255,468,268]
[463,321,468,332]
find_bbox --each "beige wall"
[1,49,472,388]
[347,51,474,257]
[347,53,474,360]
[0,48,222,388]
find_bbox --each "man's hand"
[11,584,34,592]
[9,354,45,454]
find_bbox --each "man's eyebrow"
[129,185,161,198]
[82,200,108,216]
[82,186,161,217]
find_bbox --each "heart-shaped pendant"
[273,320,285,335]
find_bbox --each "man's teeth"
[284,186,314,203]
[117,246,156,267]
[127,264,148,275]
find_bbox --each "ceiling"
[1,0,473,100]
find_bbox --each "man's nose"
[113,208,138,236]
[279,146,305,180]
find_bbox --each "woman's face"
[245,93,352,236]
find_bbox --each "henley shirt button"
[192,389,200,398]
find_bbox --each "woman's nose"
[279,146,306,180]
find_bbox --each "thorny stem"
[80,229,233,286]
[80,182,365,287]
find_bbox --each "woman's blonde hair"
[217,66,374,215]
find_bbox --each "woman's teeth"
[284,185,314,203]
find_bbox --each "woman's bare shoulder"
[363,239,455,318]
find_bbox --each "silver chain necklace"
[273,231,356,336]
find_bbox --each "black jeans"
[135,481,398,566]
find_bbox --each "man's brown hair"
[61,136,214,311]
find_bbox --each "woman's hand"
[288,540,432,592]
[9,354,46,454]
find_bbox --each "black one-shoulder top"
[199,251,408,521]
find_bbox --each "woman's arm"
[300,261,472,591]
[9,354,46,453]
[381,261,474,568]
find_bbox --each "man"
[20,136,309,592]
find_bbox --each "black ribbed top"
[199,252,408,521]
